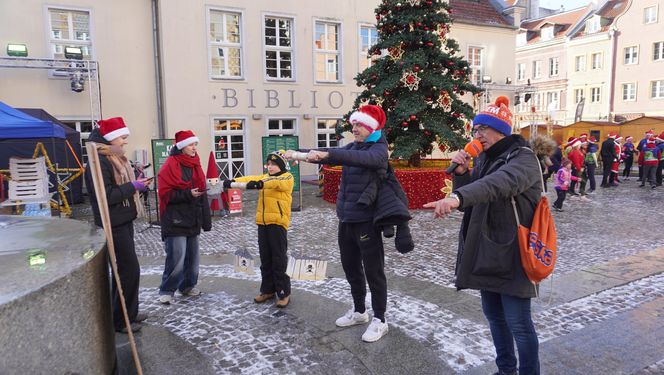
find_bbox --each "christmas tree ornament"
[400,70,421,91]
[388,43,405,60]
[406,0,421,6]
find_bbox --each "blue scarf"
[366,130,382,143]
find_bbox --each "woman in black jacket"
[157,130,211,304]
[85,117,151,333]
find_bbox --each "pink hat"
[175,130,200,150]
[349,105,387,133]
[97,117,130,141]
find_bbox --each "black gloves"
[395,223,414,254]
[246,180,264,189]
[223,179,234,189]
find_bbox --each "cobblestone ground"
[71,179,664,374]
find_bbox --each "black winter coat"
[159,147,212,240]
[357,166,411,228]
[600,138,617,162]
[324,136,389,223]
[452,135,541,298]
[85,129,138,228]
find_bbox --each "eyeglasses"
[472,125,490,136]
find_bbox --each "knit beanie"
[473,96,513,136]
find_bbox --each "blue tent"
[0,101,65,139]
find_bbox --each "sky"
[540,0,591,11]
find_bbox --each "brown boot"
[276,295,290,308]
[254,293,275,303]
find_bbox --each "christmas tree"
[340,0,482,166]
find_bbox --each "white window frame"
[467,46,484,85]
[262,13,295,82]
[358,24,378,72]
[591,52,603,70]
[266,117,298,137]
[549,57,559,76]
[517,63,526,81]
[207,7,245,80]
[533,60,542,78]
[651,80,664,99]
[622,82,637,101]
[624,46,639,65]
[591,87,601,103]
[574,88,584,104]
[575,55,586,72]
[653,41,664,61]
[211,117,248,179]
[586,17,600,33]
[644,5,658,24]
[517,33,527,47]
[315,117,344,149]
[546,91,559,110]
[541,26,554,41]
[45,6,93,77]
[313,19,342,83]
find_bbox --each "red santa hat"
[607,131,617,139]
[579,133,588,139]
[175,130,200,150]
[615,135,623,142]
[588,136,597,143]
[349,105,386,133]
[625,135,633,142]
[566,137,579,147]
[97,117,130,141]
[571,139,582,148]
[645,129,655,137]
[657,131,664,142]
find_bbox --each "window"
[467,47,483,85]
[533,93,543,111]
[546,91,559,109]
[586,18,600,33]
[624,46,638,65]
[533,60,542,78]
[517,63,526,80]
[575,55,586,72]
[209,9,242,79]
[644,6,658,24]
[48,8,92,60]
[622,83,636,101]
[359,25,378,71]
[654,42,664,61]
[213,119,246,179]
[264,16,293,80]
[591,87,601,103]
[541,26,554,41]
[652,80,664,99]
[574,88,584,104]
[591,53,602,70]
[267,118,296,136]
[549,57,559,76]
[315,21,341,82]
[316,118,342,148]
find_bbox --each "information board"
[261,136,300,192]
[151,139,175,189]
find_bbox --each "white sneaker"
[335,308,370,327]
[158,294,172,304]
[180,287,201,296]
[362,318,389,342]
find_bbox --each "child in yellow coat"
[223,151,294,307]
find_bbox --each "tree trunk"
[408,153,421,167]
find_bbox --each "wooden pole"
[85,142,143,375]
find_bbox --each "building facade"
[611,0,664,119]
[1,0,516,178]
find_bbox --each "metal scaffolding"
[0,57,102,123]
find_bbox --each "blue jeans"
[159,235,200,296]
[481,290,540,375]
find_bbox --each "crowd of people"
[536,130,664,212]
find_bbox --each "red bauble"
[426,97,433,101]
[424,130,430,136]
[406,75,415,84]
[448,61,454,66]
[426,42,434,47]
[384,90,390,96]
[438,143,447,152]
[416,22,422,27]
[460,91,465,95]
[410,115,417,120]
[402,121,409,127]
[376,15,381,20]
[413,65,421,72]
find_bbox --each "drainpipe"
[151,0,166,138]
[608,28,618,121]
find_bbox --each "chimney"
[530,0,540,19]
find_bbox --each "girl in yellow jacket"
[223,151,294,307]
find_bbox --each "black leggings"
[553,189,567,209]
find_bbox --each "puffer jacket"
[235,171,294,229]
[84,128,138,228]
[357,165,411,228]
[452,135,541,298]
[324,136,389,223]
